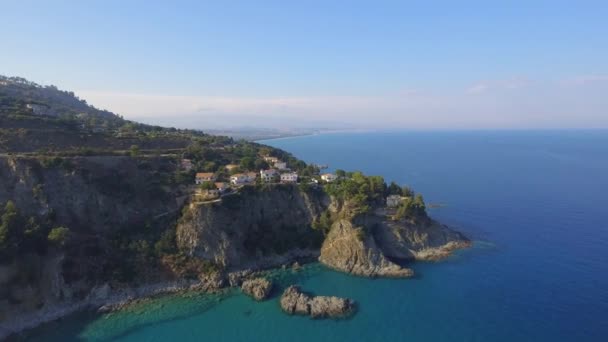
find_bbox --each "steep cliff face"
[374,218,470,261]
[0,157,470,337]
[176,185,328,270]
[0,156,183,233]
[175,189,469,278]
[317,202,470,277]
[0,156,185,324]
[319,219,414,277]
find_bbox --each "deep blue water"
[25,131,608,341]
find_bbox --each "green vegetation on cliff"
[0,76,471,335]
[394,194,428,223]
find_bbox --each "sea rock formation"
[319,219,414,277]
[317,197,469,277]
[374,218,471,261]
[280,285,355,318]
[241,278,273,301]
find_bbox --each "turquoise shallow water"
[23,130,608,341]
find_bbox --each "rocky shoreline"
[0,279,203,340]
[1,239,470,340]
[0,253,310,340]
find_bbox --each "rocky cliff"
[176,184,327,270]
[175,189,469,279]
[0,157,469,337]
[0,155,187,329]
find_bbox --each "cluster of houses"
[261,156,301,183]
[187,157,405,209]
[186,154,369,203]
[263,156,288,170]
[188,156,303,201]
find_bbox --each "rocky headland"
[0,76,471,339]
[0,158,469,339]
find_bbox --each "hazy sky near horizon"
[2,1,608,129]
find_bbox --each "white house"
[263,156,279,164]
[260,169,278,182]
[26,103,53,116]
[230,173,257,185]
[280,172,298,183]
[274,161,288,170]
[386,195,403,208]
[321,173,338,182]
[195,172,216,184]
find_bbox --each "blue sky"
[2,1,607,129]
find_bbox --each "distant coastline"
[253,128,377,142]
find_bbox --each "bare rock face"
[176,185,327,270]
[374,219,471,261]
[280,285,355,318]
[241,278,273,301]
[319,219,414,278]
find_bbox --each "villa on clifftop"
[260,169,278,182]
[195,172,216,184]
[230,172,256,185]
[263,156,288,170]
[321,173,338,182]
[280,172,298,183]
[386,194,403,208]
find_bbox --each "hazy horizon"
[2,1,607,130]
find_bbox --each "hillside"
[0,75,219,153]
[0,76,469,338]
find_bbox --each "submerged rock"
[280,285,355,318]
[241,278,273,301]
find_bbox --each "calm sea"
[23,131,608,341]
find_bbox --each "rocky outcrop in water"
[374,218,471,261]
[319,219,414,277]
[280,285,355,318]
[317,200,469,277]
[241,278,273,301]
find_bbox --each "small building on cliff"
[260,169,278,182]
[263,156,279,164]
[274,161,288,170]
[280,172,298,183]
[321,173,338,182]
[195,172,216,184]
[230,173,256,185]
[386,195,403,208]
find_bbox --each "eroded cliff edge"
[0,156,469,337]
[176,185,470,278]
[176,184,327,270]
